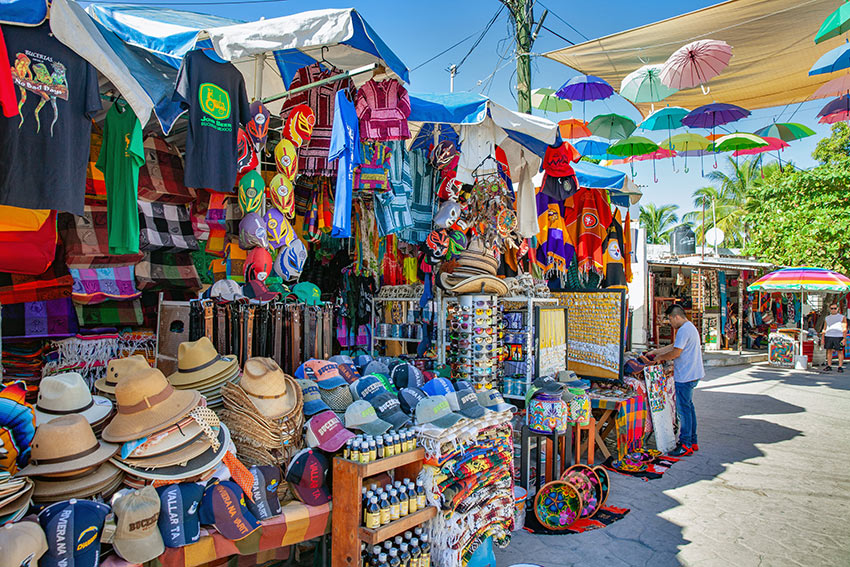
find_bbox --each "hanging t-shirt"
[96,101,144,255]
[329,90,361,238]
[0,27,17,118]
[602,215,626,289]
[542,142,581,177]
[173,50,250,192]
[0,23,101,216]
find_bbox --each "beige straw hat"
[34,373,113,426]
[102,367,201,443]
[240,358,298,419]
[95,355,150,396]
[18,415,118,477]
[168,337,238,387]
[124,417,203,459]
[31,462,123,502]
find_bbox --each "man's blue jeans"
[675,379,699,446]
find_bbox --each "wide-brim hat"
[0,479,33,515]
[94,355,150,396]
[103,368,202,443]
[439,273,508,296]
[125,417,203,459]
[120,435,212,469]
[240,358,298,419]
[31,462,123,501]
[110,424,230,481]
[33,372,114,426]
[18,415,119,477]
[170,355,239,388]
[168,337,238,387]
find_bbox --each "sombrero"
[168,338,238,388]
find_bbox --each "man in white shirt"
[823,303,847,373]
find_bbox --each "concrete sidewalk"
[495,363,850,566]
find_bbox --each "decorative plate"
[534,480,583,531]
[561,464,601,518]
[593,465,610,509]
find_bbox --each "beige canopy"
[545,0,844,117]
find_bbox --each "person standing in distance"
[647,305,704,457]
[823,303,847,373]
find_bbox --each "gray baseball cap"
[415,395,463,429]
[447,388,486,419]
[344,400,392,436]
[476,389,517,413]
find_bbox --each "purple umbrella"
[555,75,614,119]
[817,94,850,117]
[682,103,750,167]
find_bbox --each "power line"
[455,5,506,72]
[541,24,574,46]
[537,1,590,42]
[410,32,478,72]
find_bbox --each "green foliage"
[813,123,850,165]
[639,203,679,244]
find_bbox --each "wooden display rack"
[332,448,437,567]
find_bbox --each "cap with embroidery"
[38,499,110,567]
[285,448,329,506]
[476,390,517,413]
[447,388,486,419]
[302,360,346,390]
[296,379,331,416]
[112,486,164,564]
[344,400,392,436]
[369,392,412,430]
[422,377,455,398]
[199,480,261,541]
[305,410,354,452]
[398,387,427,416]
[329,355,361,384]
[352,375,388,402]
[246,465,282,520]
[391,363,425,390]
[415,395,463,429]
[156,483,204,548]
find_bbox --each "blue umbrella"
[555,75,614,119]
[640,106,690,171]
[683,103,750,167]
[574,138,610,156]
[809,39,850,76]
[817,94,850,117]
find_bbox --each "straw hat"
[31,462,123,502]
[18,415,118,476]
[0,479,33,516]
[240,358,297,419]
[120,435,212,469]
[124,417,203,459]
[168,337,238,387]
[439,272,509,296]
[439,237,508,296]
[102,367,201,443]
[34,372,113,426]
[95,355,150,396]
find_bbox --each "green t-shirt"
[96,101,144,255]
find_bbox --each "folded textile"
[60,208,143,268]
[136,251,201,290]
[85,131,107,205]
[0,247,73,305]
[1,298,78,339]
[70,266,141,305]
[138,201,199,253]
[74,299,144,327]
[137,137,195,204]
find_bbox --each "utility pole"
[450,64,457,93]
[502,0,532,113]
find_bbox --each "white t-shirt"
[824,313,846,337]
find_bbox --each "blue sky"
[123,0,832,218]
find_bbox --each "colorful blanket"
[74,300,144,327]
[1,298,78,338]
[523,505,630,535]
[60,208,143,268]
[136,252,201,291]
[70,266,141,305]
[0,247,73,305]
[138,201,199,253]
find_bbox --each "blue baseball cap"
[156,483,204,548]
[398,387,428,416]
[454,380,473,392]
[392,363,425,390]
[352,375,388,402]
[353,354,373,373]
[329,355,361,384]
[297,379,331,416]
[422,377,455,397]
[39,499,110,567]
[200,480,261,541]
[247,465,282,520]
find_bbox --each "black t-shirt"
[0,23,101,215]
[602,217,627,289]
[173,50,250,192]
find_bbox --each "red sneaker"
[691,444,699,452]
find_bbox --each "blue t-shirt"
[673,320,704,383]
[329,90,361,238]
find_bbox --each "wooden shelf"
[339,448,424,477]
[359,506,437,545]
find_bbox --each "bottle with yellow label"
[379,493,391,526]
[365,496,380,529]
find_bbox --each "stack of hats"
[438,238,509,296]
[0,473,34,524]
[167,337,240,409]
[220,357,304,469]
[94,355,150,402]
[350,375,412,429]
[34,372,113,435]
[17,414,123,504]
[103,366,230,487]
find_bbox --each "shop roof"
[649,255,775,272]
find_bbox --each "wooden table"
[588,395,631,460]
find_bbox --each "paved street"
[496,363,850,566]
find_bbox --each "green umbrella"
[607,136,659,175]
[661,133,711,174]
[531,88,572,113]
[753,122,815,142]
[619,64,678,104]
[712,133,768,166]
[815,2,850,44]
[587,113,637,140]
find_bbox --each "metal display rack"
[369,289,442,356]
[500,296,559,401]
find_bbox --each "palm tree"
[639,203,680,244]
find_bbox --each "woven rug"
[602,451,680,481]
[523,505,630,535]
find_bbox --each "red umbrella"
[732,136,789,156]
[819,110,850,124]
[660,39,733,94]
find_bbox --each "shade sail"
[545,0,844,117]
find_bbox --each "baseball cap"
[353,354,373,373]
[454,380,473,392]
[246,465,282,520]
[352,375,388,402]
[305,410,354,452]
[199,480,261,541]
[476,390,517,413]
[362,360,390,380]
[291,282,324,305]
[392,363,424,390]
[156,483,204,548]
[398,387,427,416]
[415,395,463,429]
[297,379,331,416]
[447,388,486,419]
[204,279,245,301]
[112,486,165,564]
[344,400,392,436]
[242,280,280,302]
[329,355,361,384]
[320,383,354,413]
[422,377,455,398]
[285,448,330,506]
[0,521,47,567]
[370,392,412,430]
[302,360,347,389]
[39,499,110,567]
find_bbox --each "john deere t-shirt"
[0,23,101,215]
[173,50,250,192]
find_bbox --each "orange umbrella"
[558,118,591,139]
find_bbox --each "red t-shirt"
[0,28,17,118]
[542,142,581,177]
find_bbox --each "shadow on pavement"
[701,363,850,392]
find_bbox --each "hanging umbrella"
[555,75,614,119]
[573,138,610,156]
[607,136,659,176]
[640,106,690,170]
[713,133,768,166]
[619,64,678,104]
[815,3,850,44]
[749,266,850,359]
[531,88,572,113]
[660,39,733,94]
[818,94,850,117]
[603,147,676,182]
[809,39,850,75]
[818,110,850,124]
[558,118,592,139]
[753,122,815,142]
[733,136,789,156]
[587,113,637,139]
[683,103,750,166]
[662,133,712,174]
[809,74,850,99]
